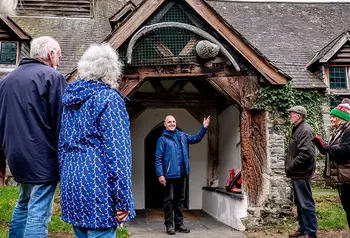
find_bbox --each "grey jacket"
[285,120,316,179]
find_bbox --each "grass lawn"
[266,187,347,232]
[0,186,129,238]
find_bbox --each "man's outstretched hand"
[203,116,210,128]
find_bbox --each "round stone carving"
[196,40,220,59]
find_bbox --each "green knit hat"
[330,103,350,121]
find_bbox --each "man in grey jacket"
[286,106,317,238]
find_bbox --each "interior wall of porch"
[218,105,241,188]
[130,108,208,209]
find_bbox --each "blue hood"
[63,79,113,108]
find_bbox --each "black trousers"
[338,184,350,227]
[292,179,318,236]
[163,173,186,227]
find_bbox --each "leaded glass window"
[0,42,17,65]
[329,67,347,89]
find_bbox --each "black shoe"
[166,225,175,235]
[289,230,303,238]
[175,224,190,233]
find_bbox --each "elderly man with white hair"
[0,36,66,237]
[58,43,135,237]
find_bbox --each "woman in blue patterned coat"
[58,43,135,237]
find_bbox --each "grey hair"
[0,0,18,17]
[30,36,61,60]
[77,43,122,89]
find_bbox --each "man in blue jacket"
[155,115,210,235]
[0,36,66,237]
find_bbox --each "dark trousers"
[163,173,186,228]
[338,184,350,227]
[292,179,318,236]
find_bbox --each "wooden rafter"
[105,0,166,48]
[1,17,31,40]
[150,80,167,95]
[168,80,188,95]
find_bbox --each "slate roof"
[208,1,350,88]
[306,30,350,68]
[10,0,350,89]
[11,0,143,76]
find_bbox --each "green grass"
[314,188,347,230]
[0,186,129,238]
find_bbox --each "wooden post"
[207,106,219,186]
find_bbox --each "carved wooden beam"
[119,79,144,97]
[126,22,241,71]
[150,80,167,95]
[168,80,188,95]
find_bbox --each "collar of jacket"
[19,58,47,67]
[292,119,305,132]
[162,129,179,138]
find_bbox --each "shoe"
[297,235,317,238]
[175,224,190,233]
[289,231,303,238]
[166,225,175,235]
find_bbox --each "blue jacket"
[0,58,66,184]
[155,127,207,179]
[58,79,135,229]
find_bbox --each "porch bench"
[202,186,244,200]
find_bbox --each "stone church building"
[1,0,350,231]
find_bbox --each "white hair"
[0,0,18,17]
[78,43,122,89]
[30,36,61,60]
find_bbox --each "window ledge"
[329,89,350,95]
[202,186,244,200]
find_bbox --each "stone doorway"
[144,124,189,209]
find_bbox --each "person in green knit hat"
[313,99,350,229]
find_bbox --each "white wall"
[202,190,247,231]
[130,108,208,209]
[218,105,241,188]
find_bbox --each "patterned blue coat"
[58,79,135,228]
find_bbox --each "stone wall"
[243,112,292,228]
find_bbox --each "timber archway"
[106,0,288,207]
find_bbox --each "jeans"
[73,226,117,238]
[338,184,350,227]
[292,179,318,236]
[9,182,57,238]
[164,173,186,228]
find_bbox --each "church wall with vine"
[253,82,328,145]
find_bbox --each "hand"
[203,116,210,128]
[312,136,327,154]
[116,210,129,222]
[159,176,166,186]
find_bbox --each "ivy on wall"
[253,82,328,143]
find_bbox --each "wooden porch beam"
[185,0,289,85]
[105,0,166,49]
[150,80,167,95]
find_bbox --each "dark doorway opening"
[145,124,189,209]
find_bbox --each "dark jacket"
[323,122,350,184]
[58,79,135,228]
[0,58,66,184]
[285,120,316,179]
[155,127,207,179]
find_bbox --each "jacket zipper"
[167,161,171,174]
